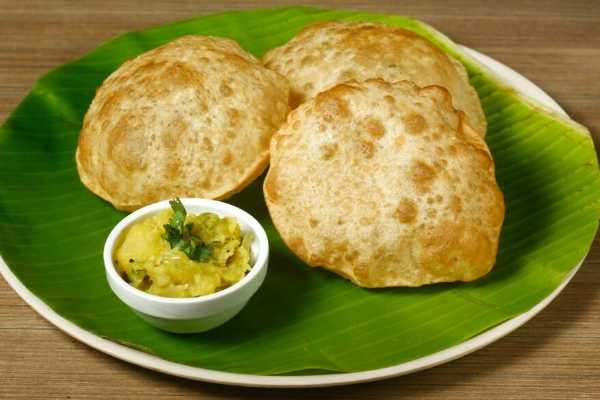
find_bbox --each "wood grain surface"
[1,1,599,398]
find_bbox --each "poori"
[77,35,290,211]
[263,21,486,137]
[264,79,504,287]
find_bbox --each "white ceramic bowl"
[103,198,269,334]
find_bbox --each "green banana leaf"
[1,6,599,375]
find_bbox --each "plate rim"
[0,46,585,388]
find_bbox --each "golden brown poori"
[77,35,289,211]
[263,21,486,137]
[264,79,504,287]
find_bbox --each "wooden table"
[1,1,599,398]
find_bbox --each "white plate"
[0,46,585,388]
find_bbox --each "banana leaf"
[0,6,598,375]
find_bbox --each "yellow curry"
[114,199,252,298]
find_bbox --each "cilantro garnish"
[162,198,211,262]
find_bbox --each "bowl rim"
[103,198,269,305]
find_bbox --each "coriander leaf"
[168,198,186,232]
[162,224,183,249]
[184,222,194,236]
[161,198,211,263]
[193,245,211,262]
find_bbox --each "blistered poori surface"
[263,21,486,137]
[264,79,504,287]
[77,35,289,210]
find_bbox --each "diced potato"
[113,208,253,298]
